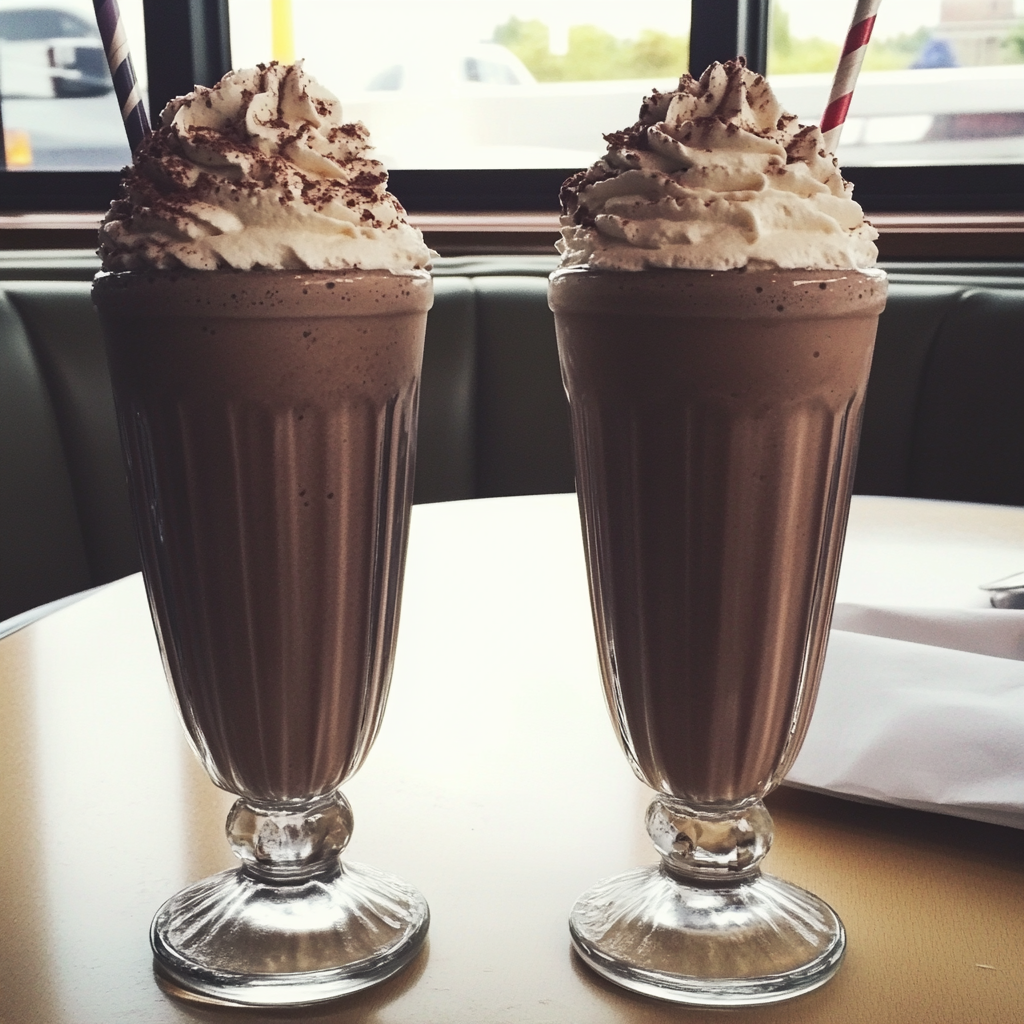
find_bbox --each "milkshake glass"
[94,268,431,1005]
[94,59,437,1006]
[551,265,886,1005]
[548,55,887,1003]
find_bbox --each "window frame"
[1,0,1022,215]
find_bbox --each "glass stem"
[646,795,773,883]
[226,790,354,882]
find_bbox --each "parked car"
[0,3,112,99]
[366,42,535,92]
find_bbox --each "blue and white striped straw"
[92,0,151,154]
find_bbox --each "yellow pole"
[271,0,295,64]
[4,130,33,168]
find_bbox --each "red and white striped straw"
[92,0,151,155]
[821,0,883,155]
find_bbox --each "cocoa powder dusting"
[98,61,433,271]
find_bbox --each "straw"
[92,0,151,155]
[820,0,883,155]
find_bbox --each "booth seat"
[2,253,1024,622]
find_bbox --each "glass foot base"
[569,866,844,1007]
[151,861,429,1007]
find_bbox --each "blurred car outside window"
[0,0,144,170]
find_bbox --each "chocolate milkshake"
[94,63,435,1005]
[551,267,885,806]
[95,269,429,802]
[550,60,886,1005]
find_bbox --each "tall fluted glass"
[550,267,887,1006]
[94,269,432,1007]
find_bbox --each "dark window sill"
[4,211,1024,260]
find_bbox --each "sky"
[779,2,942,41]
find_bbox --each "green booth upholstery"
[2,252,1024,623]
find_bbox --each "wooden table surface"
[1,494,1022,1024]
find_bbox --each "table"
[1,494,1022,1024]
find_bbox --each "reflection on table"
[0,494,1022,1023]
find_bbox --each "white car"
[366,42,535,92]
[0,4,112,99]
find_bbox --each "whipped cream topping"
[558,60,878,272]
[99,62,433,273]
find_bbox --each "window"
[1,0,1022,214]
[228,0,691,171]
[0,8,96,40]
[769,0,1024,168]
[0,0,146,170]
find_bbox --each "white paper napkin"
[787,497,1024,829]
[789,630,1024,829]
[831,602,1024,661]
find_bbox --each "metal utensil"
[979,571,1024,609]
